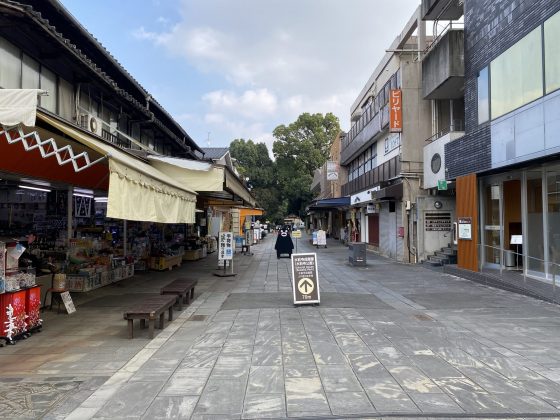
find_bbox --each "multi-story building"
[420,0,465,264]
[341,7,431,262]
[443,0,560,284]
[307,132,349,240]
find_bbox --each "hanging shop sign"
[389,89,403,133]
[326,161,339,181]
[458,217,472,240]
[291,253,320,305]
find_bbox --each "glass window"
[477,67,489,123]
[22,54,39,89]
[491,27,543,118]
[545,11,560,93]
[526,171,545,275]
[547,170,560,266]
[58,78,74,121]
[39,66,57,112]
[0,37,21,88]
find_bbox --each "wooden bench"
[160,278,198,310]
[123,294,176,339]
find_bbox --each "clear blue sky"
[60,0,420,154]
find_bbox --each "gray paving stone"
[160,368,211,396]
[388,365,441,394]
[326,391,375,415]
[94,381,164,419]
[311,342,348,365]
[247,366,284,394]
[242,393,286,419]
[194,378,246,416]
[410,392,464,413]
[141,396,198,419]
[318,365,362,392]
[252,346,282,365]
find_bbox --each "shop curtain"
[0,89,43,126]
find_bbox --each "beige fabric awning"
[225,170,256,207]
[0,89,44,126]
[148,155,224,192]
[38,112,197,224]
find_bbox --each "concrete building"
[443,0,560,283]
[341,7,431,262]
[307,132,349,240]
[419,0,465,264]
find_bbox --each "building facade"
[341,7,431,262]
[444,0,560,280]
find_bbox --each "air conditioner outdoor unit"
[78,114,102,136]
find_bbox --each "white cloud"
[203,89,278,118]
[133,0,420,152]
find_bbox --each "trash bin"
[505,250,516,267]
[349,242,367,266]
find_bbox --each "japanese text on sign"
[389,89,403,133]
[291,253,320,305]
[218,231,234,260]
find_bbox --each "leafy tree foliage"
[229,113,340,222]
[273,113,340,215]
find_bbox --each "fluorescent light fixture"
[74,188,93,195]
[18,184,51,192]
[94,197,108,202]
[73,193,93,198]
[20,178,51,188]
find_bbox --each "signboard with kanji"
[389,89,403,133]
[458,217,472,240]
[291,253,320,305]
[218,231,234,260]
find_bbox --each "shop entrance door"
[482,178,522,268]
[483,183,502,266]
[368,214,379,247]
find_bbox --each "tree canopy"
[229,113,340,224]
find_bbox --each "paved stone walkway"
[3,232,560,419]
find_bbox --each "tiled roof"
[202,147,229,160]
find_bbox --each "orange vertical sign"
[389,89,403,133]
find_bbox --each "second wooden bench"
[123,294,176,339]
[160,278,198,310]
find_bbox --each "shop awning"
[372,182,403,201]
[225,170,256,207]
[38,112,197,224]
[147,155,225,192]
[0,124,109,190]
[309,197,350,209]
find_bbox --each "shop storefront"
[479,164,560,281]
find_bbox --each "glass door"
[483,183,502,265]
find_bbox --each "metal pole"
[123,219,128,256]
[67,186,73,244]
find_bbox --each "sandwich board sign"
[291,253,320,305]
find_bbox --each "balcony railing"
[341,103,389,165]
[425,120,465,143]
[102,128,132,149]
[341,156,400,196]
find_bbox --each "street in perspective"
[1,0,560,419]
[3,233,560,419]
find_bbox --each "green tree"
[272,112,340,215]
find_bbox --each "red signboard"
[390,89,403,133]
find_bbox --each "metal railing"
[477,243,560,302]
[425,120,465,143]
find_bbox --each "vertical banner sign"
[218,232,234,261]
[390,89,403,133]
[291,253,320,305]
